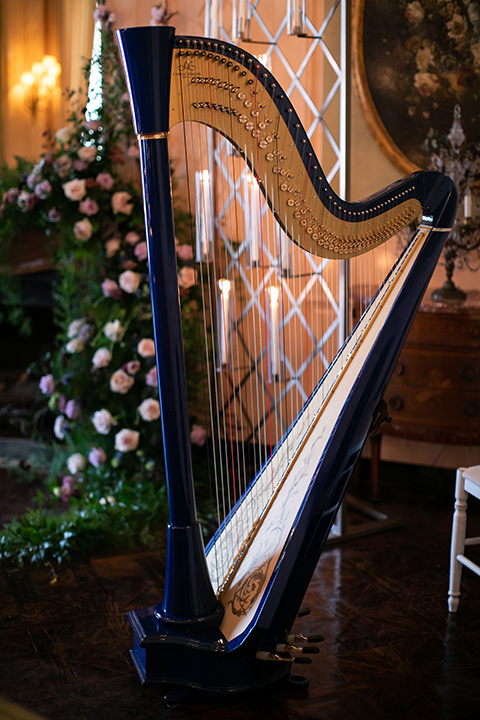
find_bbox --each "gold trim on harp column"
[137,132,170,140]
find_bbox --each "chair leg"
[448,468,468,612]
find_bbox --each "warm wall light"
[20,55,61,116]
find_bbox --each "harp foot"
[285,674,309,690]
[127,606,291,693]
[163,686,189,709]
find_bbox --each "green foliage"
[0,8,205,568]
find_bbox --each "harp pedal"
[275,643,320,654]
[255,651,312,665]
[287,633,325,644]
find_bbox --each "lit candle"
[277,226,291,277]
[218,278,232,367]
[464,189,472,222]
[195,169,213,262]
[288,0,305,35]
[236,0,248,40]
[245,172,260,266]
[268,285,280,379]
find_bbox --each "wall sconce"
[20,55,61,116]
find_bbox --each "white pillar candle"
[195,169,213,262]
[217,278,232,367]
[268,285,280,379]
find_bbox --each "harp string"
[175,46,409,587]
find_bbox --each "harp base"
[127,606,291,694]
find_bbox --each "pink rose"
[101,278,122,300]
[88,447,107,467]
[178,266,196,289]
[105,238,121,257]
[60,475,76,502]
[65,399,81,420]
[125,231,141,246]
[127,145,140,158]
[34,180,52,199]
[78,146,97,163]
[63,178,87,201]
[74,160,88,173]
[145,366,158,388]
[176,244,194,261]
[39,374,55,395]
[4,188,19,203]
[73,218,93,241]
[114,428,140,453]
[110,369,135,394]
[138,398,161,422]
[118,269,141,294]
[134,241,148,261]
[111,191,133,215]
[96,172,115,190]
[137,338,156,358]
[79,197,99,216]
[85,120,102,131]
[190,424,207,447]
[54,155,72,178]
[125,361,141,375]
[48,207,61,222]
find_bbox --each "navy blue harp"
[117,26,456,693]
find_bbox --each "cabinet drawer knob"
[393,361,405,376]
[463,402,479,419]
[461,365,477,382]
[389,396,404,412]
[470,324,480,340]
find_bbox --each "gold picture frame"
[352,0,480,175]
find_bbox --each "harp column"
[117,26,224,629]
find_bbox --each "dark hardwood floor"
[1,461,480,719]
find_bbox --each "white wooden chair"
[448,465,480,612]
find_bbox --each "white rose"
[77,145,97,163]
[118,270,141,294]
[138,398,161,422]
[67,318,86,338]
[104,319,124,342]
[65,337,85,354]
[54,415,68,440]
[91,408,115,435]
[63,178,87,201]
[114,428,140,453]
[67,453,86,474]
[110,369,135,394]
[92,347,112,368]
[137,338,156,358]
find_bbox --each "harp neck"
[117,25,450,259]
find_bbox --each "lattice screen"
[198,0,350,447]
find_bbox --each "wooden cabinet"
[382,300,480,446]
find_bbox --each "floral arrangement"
[0,3,207,567]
